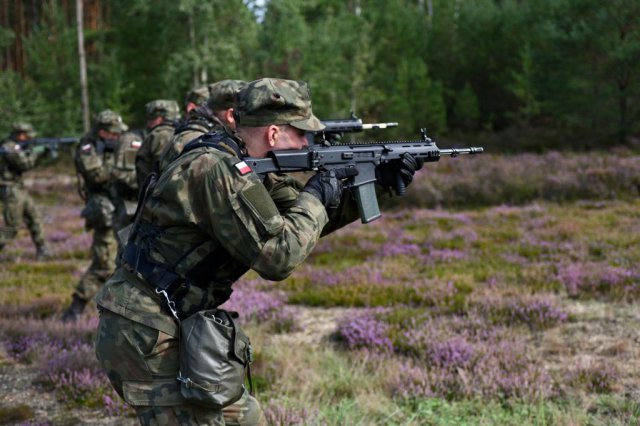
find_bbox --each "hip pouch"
[178,309,252,409]
[81,194,115,229]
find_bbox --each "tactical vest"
[122,131,248,319]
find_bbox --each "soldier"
[184,85,210,119]
[110,126,145,248]
[0,122,51,260]
[94,78,423,425]
[156,79,247,173]
[61,110,128,322]
[135,99,180,188]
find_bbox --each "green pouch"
[177,309,252,409]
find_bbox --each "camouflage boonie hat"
[145,99,181,121]
[207,80,247,110]
[11,122,37,138]
[235,78,324,131]
[95,110,128,133]
[185,85,209,106]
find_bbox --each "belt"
[122,241,186,319]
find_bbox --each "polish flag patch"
[234,161,252,175]
[131,140,142,149]
[81,144,92,152]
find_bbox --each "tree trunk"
[76,0,90,132]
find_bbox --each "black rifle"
[310,114,399,145]
[25,137,79,159]
[247,129,483,223]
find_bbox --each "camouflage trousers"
[74,226,117,302]
[95,309,266,426]
[0,185,45,248]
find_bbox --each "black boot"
[61,295,87,322]
[36,244,52,261]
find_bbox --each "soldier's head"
[205,80,248,130]
[10,122,37,142]
[145,99,181,129]
[184,85,209,116]
[234,78,324,158]
[94,110,128,141]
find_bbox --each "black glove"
[375,153,424,195]
[302,167,359,209]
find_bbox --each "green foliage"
[4,0,640,147]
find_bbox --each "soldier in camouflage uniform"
[0,122,51,260]
[157,80,247,173]
[94,78,423,425]
[62,110,128,322]
[110,126,145,248]
[135,100,180,188]
[184,85,210,119]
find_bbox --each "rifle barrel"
[361,122,399,130]
[440,147,484,157]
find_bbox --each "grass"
[1,157,640,424]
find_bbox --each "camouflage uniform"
[110,128,145,247]
[64,111,128,320]
[95,79,360,425]
[0,123,49,258]
[157,80,247,173]
[184,85,210,118]
[135,100,180,188]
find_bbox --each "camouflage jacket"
[156,116,224,173]
[135,122,176,188]
[111,129,145,201]
[75,133,118,197]
[0,138,40,187]
[96,131,360,334]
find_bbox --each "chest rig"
[121,131,249,320]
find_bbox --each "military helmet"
[234,78,324,131]
[185,85,210,107]
[95,109,128,133]
[207,80,248,111]
[11,122,37,138]
[145,99,181,121]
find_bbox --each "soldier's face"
[15,132,30,142]
[273,125,308,150]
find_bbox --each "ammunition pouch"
[178,309,252,409]
[81,194,115,229]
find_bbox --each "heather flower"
[335,310,393,351]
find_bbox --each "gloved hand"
[302,167,359,209]
[375,153,424,195]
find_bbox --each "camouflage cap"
[234,78,324,131]
[207,80,248,110]
[145,99,181,121]
[95,110,128,133]
[185,85,209,106]
[11,122,37,138]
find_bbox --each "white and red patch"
[234,161,252,175]
[131,140,142,149]
[81,144,92,153]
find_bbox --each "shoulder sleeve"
[3,142,36,171]
[193,154,329,281]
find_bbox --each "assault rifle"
[310,114,398,145]
[26,137,79,158]
[246,129,483,223]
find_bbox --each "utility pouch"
[178,309,252,409]
[81,194,115,229]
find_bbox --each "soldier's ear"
[267,125,280,147]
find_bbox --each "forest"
[1,0,639,152]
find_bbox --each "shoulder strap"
[180,130,245,159]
